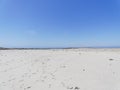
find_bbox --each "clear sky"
[0,0,120,48]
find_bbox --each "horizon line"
[1,46,120,50]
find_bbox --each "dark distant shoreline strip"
[1,47,120,50]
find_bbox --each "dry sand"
[0,49,120,90]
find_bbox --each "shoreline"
[1,47,120,50]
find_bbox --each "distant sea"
[1,46,120,50]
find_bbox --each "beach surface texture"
[0,49,120,90]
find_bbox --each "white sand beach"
[0,49,120,90]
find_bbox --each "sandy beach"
[0,49,120,90]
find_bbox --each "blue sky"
[0,0,120,48]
